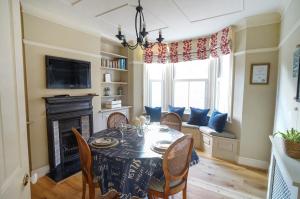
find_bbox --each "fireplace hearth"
[44,95,95,182]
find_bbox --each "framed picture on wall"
[295,45,300,102]
[250,63,270,85]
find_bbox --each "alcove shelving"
[99,37,131,117]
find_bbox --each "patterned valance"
[144,26,232,64]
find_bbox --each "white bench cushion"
[199,126,236,139]
[182,122,199,129]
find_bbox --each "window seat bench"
[181,122,239,162]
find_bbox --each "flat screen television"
[46,56,91,89]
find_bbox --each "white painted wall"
[274,0,300,132]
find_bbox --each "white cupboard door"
[0,0,31,199]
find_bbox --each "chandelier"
[115,0,164,50]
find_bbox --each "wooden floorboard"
[31,153,267,199]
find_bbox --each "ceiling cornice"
[21,1,121,45]
[234,12,281,32]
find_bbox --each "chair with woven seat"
[148,135,194,199]
[107,112,129,129]
[160,112,182,131]
[71,128,119,199]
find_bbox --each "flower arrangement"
[132,116,146,127]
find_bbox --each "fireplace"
[44,95,95,182]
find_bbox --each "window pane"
[148,64,164,80]
[189,81,206,108]
[220,54,230,79]
[174,59,209,79]
[151,81,162,107]
[215,54,231,113]
[174,82,189,108]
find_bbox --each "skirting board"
[238,156,269,170]
[31,165,50,179]
[32,158,268,178]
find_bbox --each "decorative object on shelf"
[105,100,122,109]
[115,0,164,50]
[117,86,123,95]
[104,87,111,96]
[104,73,111,82]
[250,63,270,84]
[275,128,300,159]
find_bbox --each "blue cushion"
[187,107,210,126]
[145,106,161,122]
[168,105,185,118]
[208,110,228,132]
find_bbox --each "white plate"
[152,140,172,150]
[92,139,119,148]
[92,137,115,146]
[159,125,169,132]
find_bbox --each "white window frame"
[143,64,166,109]
[212,54,234,121]
[143,54,234,118]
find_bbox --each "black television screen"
[46,56,91,89]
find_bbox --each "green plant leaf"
[274,128,300,143]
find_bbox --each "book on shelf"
[101,57,127,70]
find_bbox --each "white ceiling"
[21,0,288,43]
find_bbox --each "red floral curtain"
[157,43,167,64]
[144,46,153,63]
[183,40,192,61]
[197,38,209,60]
[143,26,232,63]
[170,42,179,63]
[220,27,231,55]
[210,27,232,58]
[210,32,219,58]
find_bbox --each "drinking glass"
[118,122,126,143]
[145,115,151,126]
[144,115,151,131]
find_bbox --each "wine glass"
[118,122,126,143]
[145,115,151,126]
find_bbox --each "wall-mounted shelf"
[99,106,133,113]
[100,51,128,59]
[101,82,128,85]
[100,67,128,72]
[101,95,124,98]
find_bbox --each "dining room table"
[88,123,199,199]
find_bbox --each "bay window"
[144,54,233,118]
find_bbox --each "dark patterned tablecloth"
[89,125,199,199]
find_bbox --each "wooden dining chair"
[71,128,119,199]
[148,135,194,199]
[107,112,129,129]
[160,112,182,131]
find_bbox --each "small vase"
[104,90,111,96]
